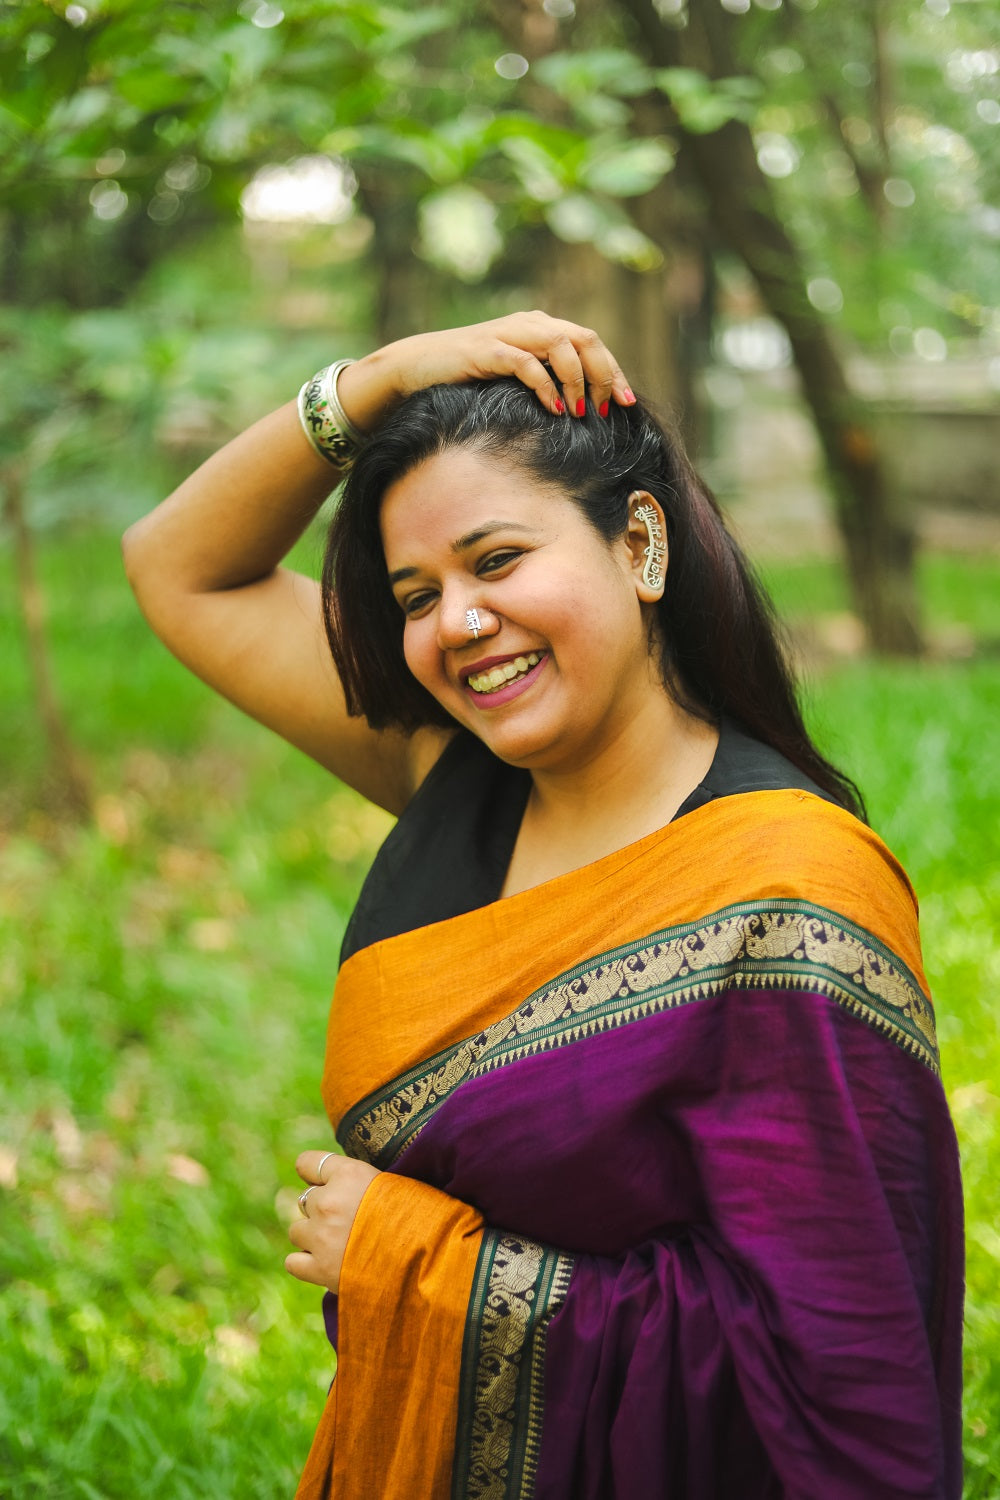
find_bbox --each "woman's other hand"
[340,310,635,433]
[286,1150,380,1294]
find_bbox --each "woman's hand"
[286,1149,380,1294]
[340,310,635,434]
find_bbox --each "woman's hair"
[322,379,864,819]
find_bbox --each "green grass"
[2,532,999,1496]
[759,550,1000,645]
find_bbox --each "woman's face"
[380,446,665,774]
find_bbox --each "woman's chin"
[456,704,553,769]
[465,712,586,775]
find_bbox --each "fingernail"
[599,400,609,418]
[554,397,566,414]
[575,398,586,417]
[623,388,636,405]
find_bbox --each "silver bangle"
[297,358,365,468]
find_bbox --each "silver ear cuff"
[633,502,666,591]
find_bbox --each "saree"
[296,742,964,1500]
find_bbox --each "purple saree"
[297,784,963,1500]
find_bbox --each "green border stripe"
[339,900,938,1167]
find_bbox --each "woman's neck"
[501,701,719,899]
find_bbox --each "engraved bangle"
[297,358,365,468]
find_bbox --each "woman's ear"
[625,490,667,602]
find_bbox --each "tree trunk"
[618,0,923,654]
[625,125,716,455]
[537,236,687,418]
[357,169,441,346]
[489,0,691,436]
[2,463,91,819]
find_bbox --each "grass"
[1,530,999,1496]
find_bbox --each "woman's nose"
[437,591,497,649]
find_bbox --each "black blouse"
[340,719,838,964]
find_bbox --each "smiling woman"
[122,312,963,1500]
[379,450,665,780]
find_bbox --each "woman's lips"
[462,651,547,708]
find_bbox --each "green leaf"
[495,124,585,201]
[597,222,663,272]
[545,192,612,243]
[48,85,114,135]
[365,4,456,55]
[581,137,674,197]
[654,68,760,134]
[333,121,468,183]
[543,192,663,271]
[115,68,195,112]
[533,48,653,100]
[417,184,503,281]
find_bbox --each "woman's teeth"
[468,652,541,695]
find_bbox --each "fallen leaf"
[188,918,233,952]
[64,1181,102,1216]
[949,1081,997,1116]
[51,1108,84,1168]
[158,846,221,885]
[211,1325,259,1368]
[167,1153,210,1186]
[95,794,131,846]
[0,1146,18,1189]
[151,1264,182,1296]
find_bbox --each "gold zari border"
[339,901,938,1168]
[452,1232,574,1500]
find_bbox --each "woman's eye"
[402,592,436,618]
[479,550,520,575]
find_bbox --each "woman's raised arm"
[121,312,631,813]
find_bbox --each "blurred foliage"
[0,0,671,529]
[721,0,1000,349]
[0,0,996,536]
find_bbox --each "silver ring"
[298,1185,318,1217]
[466,608,482,640]
[316,1151,336,1181]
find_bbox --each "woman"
[123,312,963,1499]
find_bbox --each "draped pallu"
[296,791,964,1500]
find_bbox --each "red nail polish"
[554,397,566,414]
[575,398,586,417]
[599,400,609,418]
[623,387,636,405]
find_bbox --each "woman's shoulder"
[670,766,927,994]
[675,717,842,819]
[677,719,917,907]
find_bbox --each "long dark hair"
[322,379,864,819]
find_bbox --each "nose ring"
[466,608,482,640]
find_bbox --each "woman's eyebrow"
[451,521,541,552]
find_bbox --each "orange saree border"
[295,1173,485,1500]
[323,791,926,1132]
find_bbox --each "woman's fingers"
[295,1148,339,1185]
[492,313,634,417]
[287,1198,340,1288]
[285,1248,329,1287]
[351,311,635,427]
[541,326,605,417]
[471,341,566,414]
[286,1154,380,1293]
